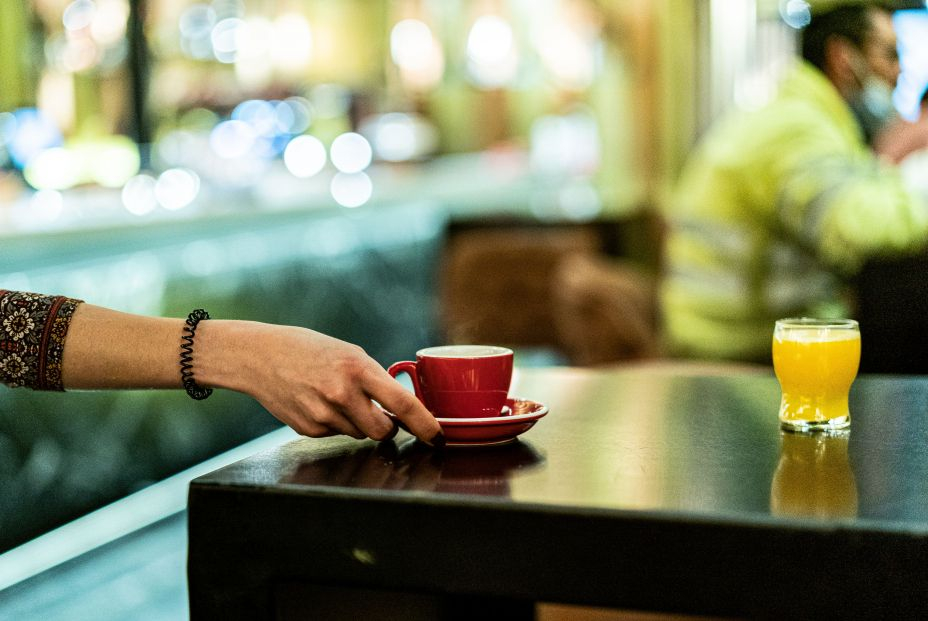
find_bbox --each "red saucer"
[434,397,548,447]
[386,397,548,447]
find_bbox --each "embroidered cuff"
[0,290,83,391]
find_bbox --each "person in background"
[660,2,928,362]
[0,290,444,447]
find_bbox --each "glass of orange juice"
[772,318,860,432]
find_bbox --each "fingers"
[305,406,367,439]
[363,368,444,447]
[281,393,367,439]
[340,392,398,441]
[326,414,366,440]
[286,384,396,441]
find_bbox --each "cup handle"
[387,361,424,404]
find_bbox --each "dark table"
[187,363,928,620]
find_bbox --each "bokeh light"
[330,172,373,208]
[330,132,372,173]
[6,109,63,169]
[466,15,518,88]
[226,99,299,159]
[232,99,277,133]
[90,0,130,46]
[233,17,274,89]
[780,0,811,29]
[390,19,444,90]
[391,19,433,71]
[272,13,313,73]
[284,135,327,178]
[236,17,273,62]
[23,147,80,190]
[155,168,200,210]
[360,113,438,162]
[180,3,217,59]
[529,109,601,175]
[371,115,416,162]
[211,17,244,63]
[121,174,158,216]
[62,37,102,72]
[62,0,96,32]
[467,15,513,65]
[280,97,313,134]
[209,120,256,158]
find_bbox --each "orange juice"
[772,319,860,431]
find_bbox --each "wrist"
[192,319,261,394]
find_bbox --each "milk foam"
[418,345,512,358]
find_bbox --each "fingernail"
[384,420,400,441]
[429,431,446,450]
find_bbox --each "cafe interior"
[2,0,928,619]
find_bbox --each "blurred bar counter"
[0,150,635,242]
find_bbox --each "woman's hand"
[198,321,444,446]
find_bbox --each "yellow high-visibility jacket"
[660,61,928,361]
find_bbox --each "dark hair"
[801,5,889,72]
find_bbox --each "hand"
[202,322,444,446]
[874,114,928,164]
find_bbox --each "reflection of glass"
[282,439,545,497]
[772,318,860,432]
[770,432,858,519]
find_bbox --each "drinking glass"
[772,318,860,432]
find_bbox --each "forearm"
[62,304,259,392]
[777,154,928,272]
[0,293,277,395]
[62,304,187,389]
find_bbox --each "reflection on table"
[770,431,858,519]
[282,437,545,496]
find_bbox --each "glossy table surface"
[188,363,928,619]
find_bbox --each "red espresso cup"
[388,345,514,419]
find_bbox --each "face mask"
[848,53,898,144]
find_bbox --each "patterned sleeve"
[0,291,83,391]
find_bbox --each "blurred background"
[0,0,927,618]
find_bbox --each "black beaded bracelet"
[180,309,213,401]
